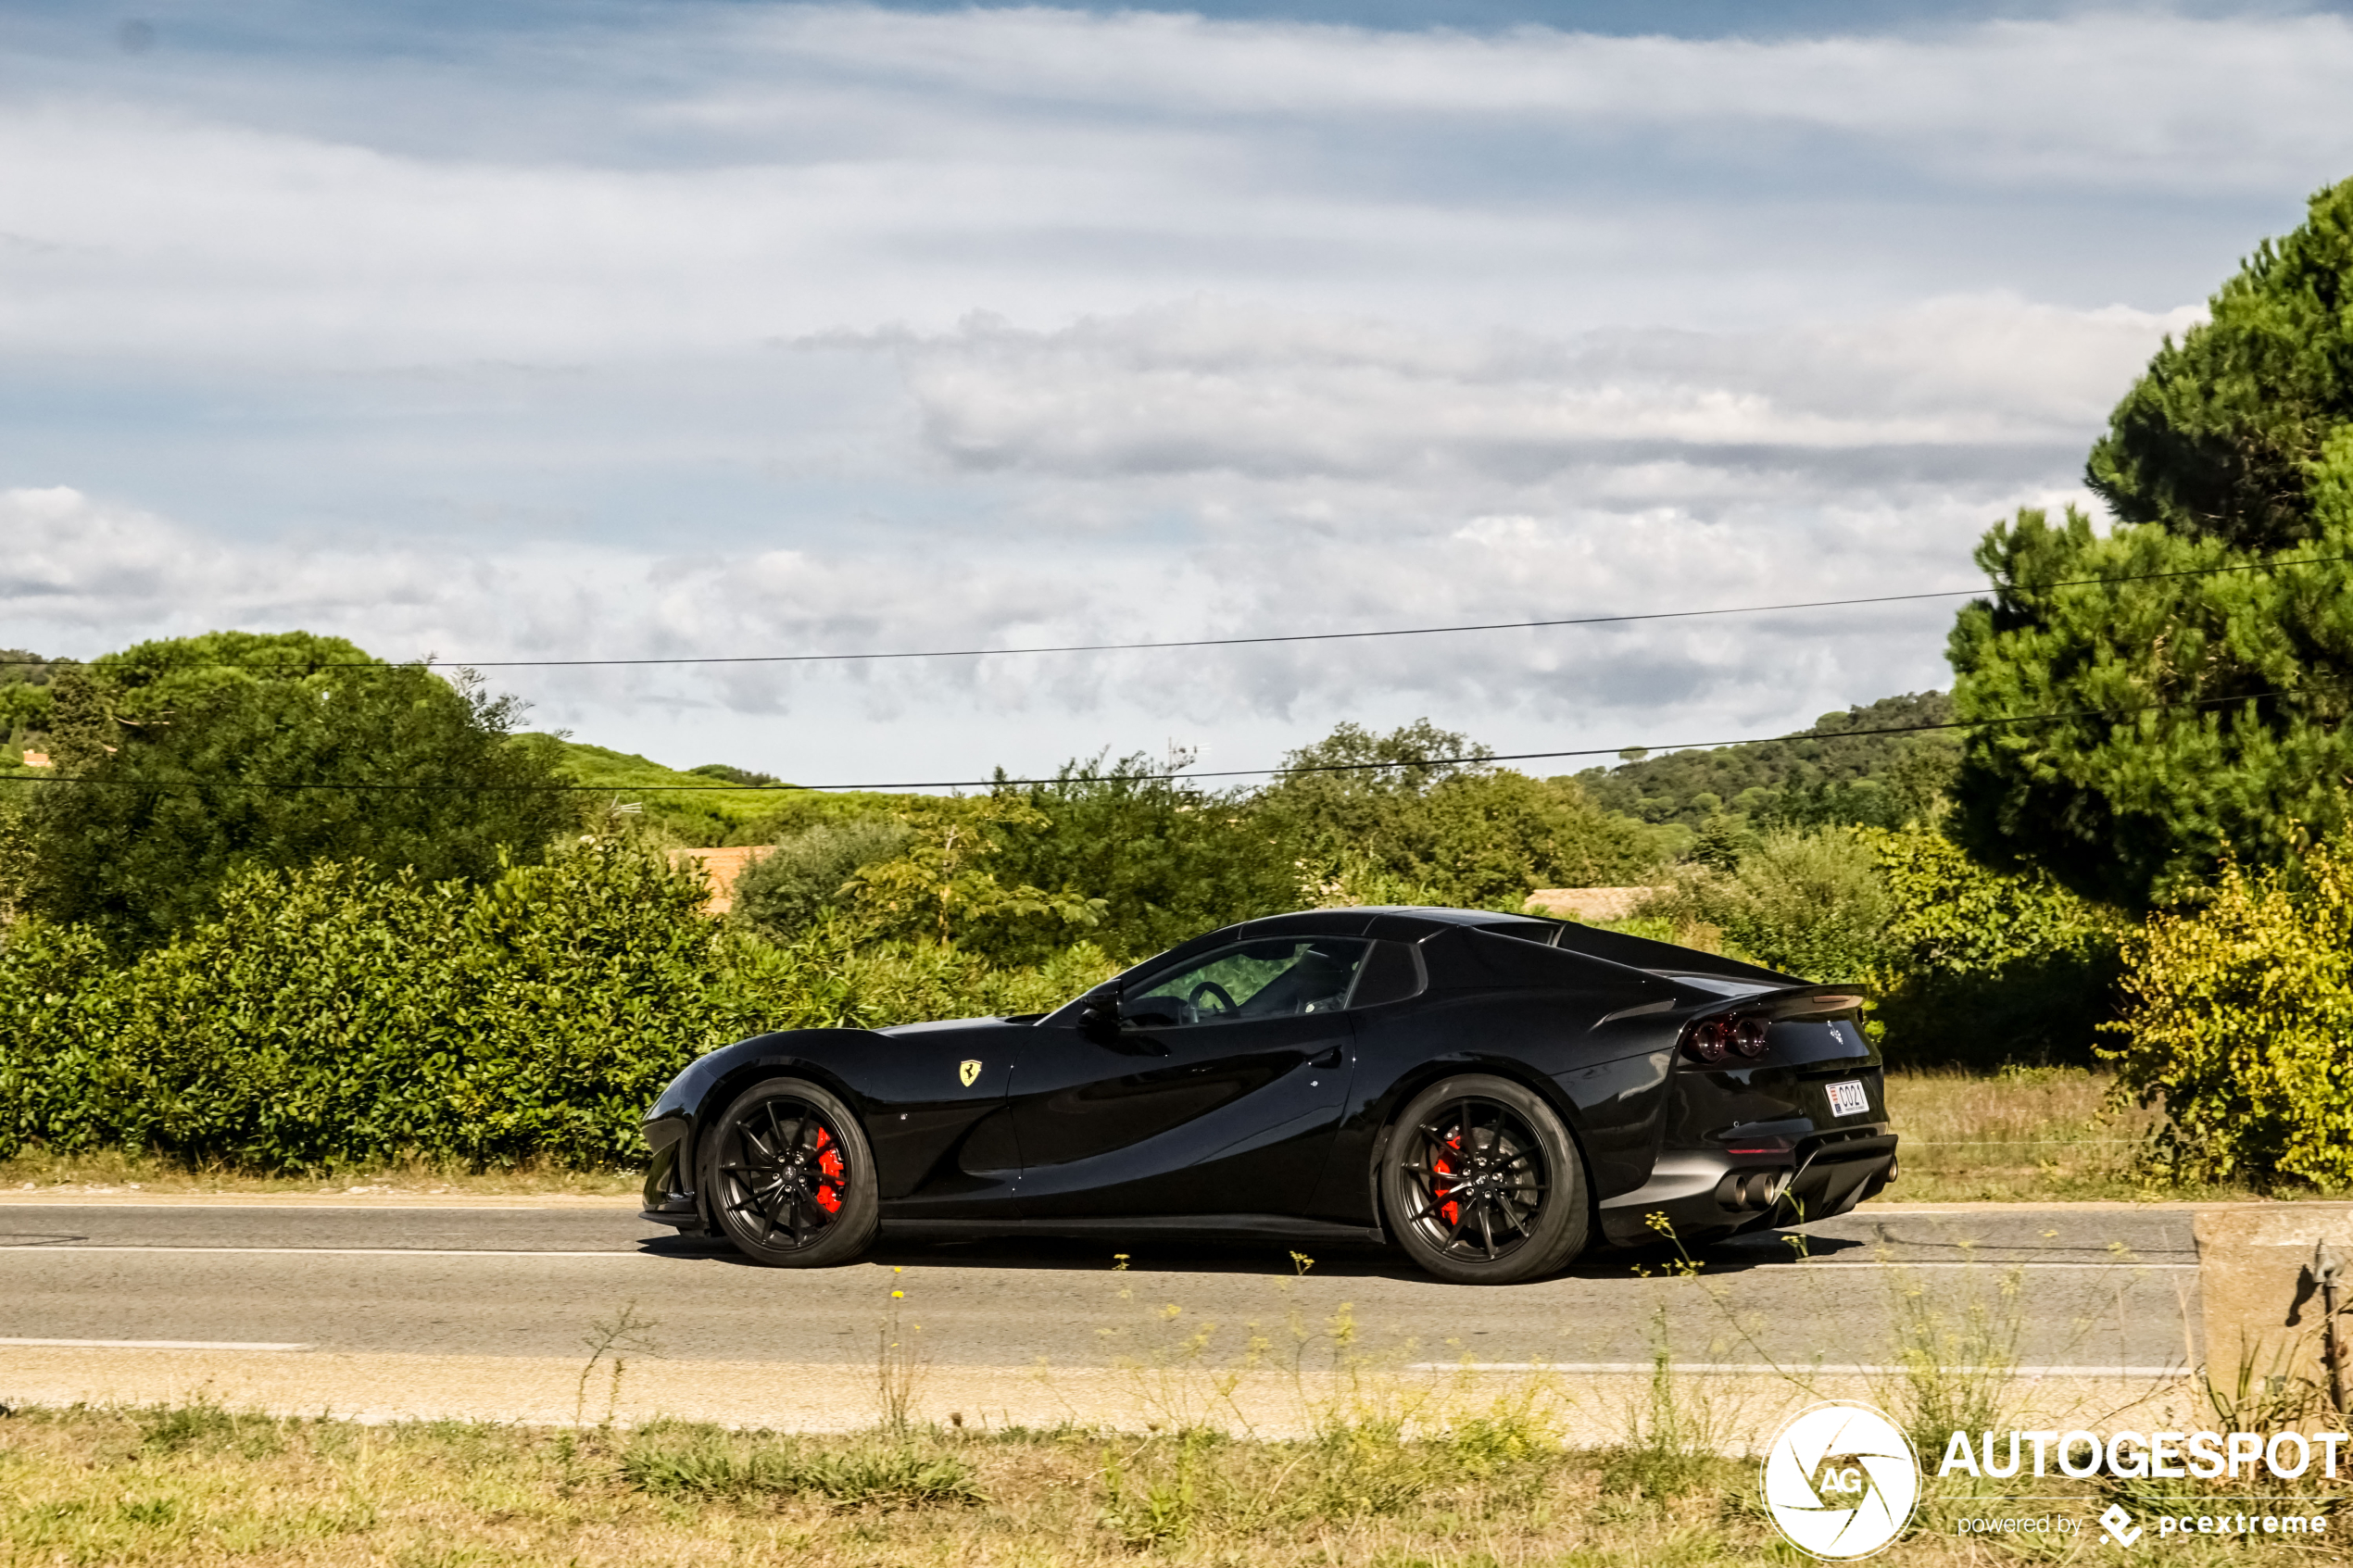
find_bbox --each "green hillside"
[528,736,915,846]
[1575,692,1959,832]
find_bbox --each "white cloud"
[703,5,2353,192]
[875,295,2196,483]
[0,7,2332,365]
[0,5,2316,777]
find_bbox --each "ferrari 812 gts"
[639,906,1896,1284]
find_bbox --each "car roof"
[1215,906,1532,942]
[1226,905,1800,986]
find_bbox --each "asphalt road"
[0,1201,2199,1374]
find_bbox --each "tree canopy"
[18,632,573,949]
[2088,177,2353,552]
[1255,720,1676,906]
[1952,178,2353,909]
[1576,692,1959,834]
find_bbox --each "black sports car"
[639,907,1896,1284]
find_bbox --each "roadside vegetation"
[0,1401,2153,1568]
[12,182,2353,1202]
[3,1256,2339,1568]
[0,651,2338,1199]
[0,1403,1928,1568]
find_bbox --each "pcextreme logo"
[1761,1401,1922,1560]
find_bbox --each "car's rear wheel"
[1379,1074,1589,1285]
[703,1077,879,1267]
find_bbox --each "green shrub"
[1641,823,2127,1067]
[24,637,572,951]
[1256,721,1676,911]
[1861,824,2124,1070]
[1645,827,1891,981]
[729,918,1118,1030]
[0,840,1117,1171]
[988,753,1301,962]
[2103,837,2353,1187]
[0,842,757,1168]
[731,817,913,940]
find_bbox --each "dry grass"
[0,1400,2308,1568]
[0,1147,641,1198]
[1880,1066,2158,1202]
[1879,1067,2353,1203]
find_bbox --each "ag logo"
[958,1059,983,1087]
[1760,1400,1919,1560]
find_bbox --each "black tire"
[702,1077,880,1267]
[1379,1073,1589,1285]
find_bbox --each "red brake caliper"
[813,1125,845,1213]
[1434,1125,1462,1227]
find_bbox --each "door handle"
[1309,1045,1345,1069]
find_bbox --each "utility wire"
[0,683,2310,796]
[3,548,2349,673]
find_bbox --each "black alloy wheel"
[1380,1074,1589,1285]
[704,1077,879,1267]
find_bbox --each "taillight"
[1684,1013,1771,1064]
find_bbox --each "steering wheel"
[1188,981,1239,1018]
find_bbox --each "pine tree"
[1951,177,2353,908]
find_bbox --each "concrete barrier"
[2194,1205,2353,1408]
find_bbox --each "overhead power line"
[0,684,2310,796]
[4,548,2350,674]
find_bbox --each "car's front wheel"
[703,1077,880,1267]
[1379,1074,1589,1285]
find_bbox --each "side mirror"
[1076,993,1121,1044]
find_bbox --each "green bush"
[1257,721,1675,910]
[23,635,573,951]
[1861,824,2124,1070]
[2104,836,2353,1187]
[0,841,1114,1172]
[988,753,1300,961]
[1635,823,2124,1068]
[1645,828,1891,982]
[0,843,754,1168]
[731,817,913,941]
[730,917,1117,1031]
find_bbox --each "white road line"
[0,1212,550,1222]
[1769,1260,2198,1270]
[1411,1361,2193,1376]
[0,1247,657,1258]
[0,1336,313,1350]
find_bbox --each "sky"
[4,0,2349,787]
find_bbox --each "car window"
[1122,938,1369,1028]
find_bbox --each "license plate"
[1825,1079,1869,1118]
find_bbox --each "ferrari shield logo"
[959,1059,983,1087]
